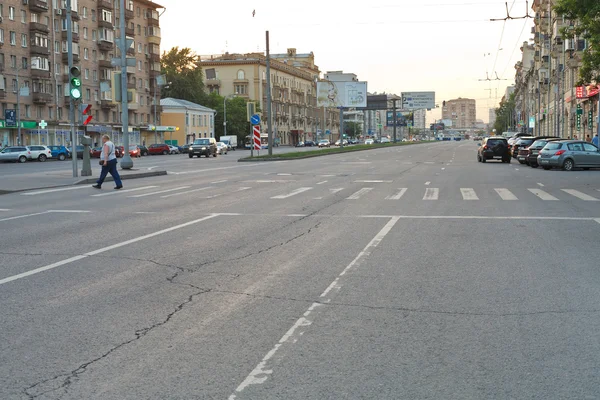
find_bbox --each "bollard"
[80,135,93,176]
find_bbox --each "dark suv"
[189,138,218,158]
[477,136,511,163]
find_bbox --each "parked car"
[0,146,31,163]
[304,140,315,147]
[477,136,511,163]
[189,137,218,158]
[180,144,191,154]
[138,145,149,156]
[380,137,391,144]
[168,145,180,155]
[148,143,171,155]
[216,142,228,155]
[365,139,374,145]
[318,139,330,148]
[129,145,141,158]
[349,138,359,144]
[511,137,536,160]
[75,145,91,159]
[90,147,103,158]
[537,140,600,171]
[47,145,71,161]
[525,138,561,168]
[295,141,305,147]
[27,145,53,162]
[114,146,125,158]
[334,139,349,146]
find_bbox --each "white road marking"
[354,180,393,183]
[441,168,446,170]
[277,173,292,176]
[386,188,407,200]
[135,212,157,214]
[537,183,545,187]
[147,166,159,170]
[0,212,49,223]
[425,181,431,185]
[528,188,559,201]
[128,186,191,198]
[596,219,600,225]
[316,181,328,185]
[204,187,252,199]
[91,186,158,197]
[160,186,215,198]
[460,188,479,200]
[313,197,324,200]
[423,188,439,200]
[21,186,90,196]
[229,217,400,399]
[424,161,435,164]
[495,188,518,201]
[0,214,219,286]
[210,180,228,184]
[271,187,312,199]
[0,209,12,211]
[329,188,344,194]
[346,188,373,200]
[251,180,295,183]
[46,210,91,213]
[561,189,599,201]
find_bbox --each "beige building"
[159,97,215,145]
[0,0,164,147]
[201,49,340,145]
[442,98,477,129]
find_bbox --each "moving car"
[364,139,374,145]
[537,140,600,171]
[0,146,31,163]
[477,136,511,163]
[216,142,228,155]
[47,145,71,161]
[334,139,349,146]
[138,145,149,156]
[27,145,53,162]
[295,141,305,147]
[168,145,180,154]
[304,140,315,147]
[189,137,218,158]
[148,143,171,155]
[129,145,141,158]
[180,144,191,154]
[318,139,330,148]
[90,147,103,158]
[380,137,391,144]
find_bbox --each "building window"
[84,69,89,79]
[138,60,142,71]
[92,29,97,41]
[10,31,16,46]
[86,88,91,101]
[9,7,15,21]
[136,7,141,16]
[234,84,247,95]
[93,70,97,82]
[91,9,96,22]
[0,29,4,44]
[22,57,28,69]
[137,24,141,35]
[48,107,54,120]
[101,9,112,23]
[21,10,27,24]
[10,55,17,69]
[82,6,87,18]
[84,48,89,59]
[25,105,31,118]
[237,70,245,80]
[83,27,88,39]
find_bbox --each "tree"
[160,47,207,105]
[554,0,600,84]
[204,92,255,145]
[494,92,517,134]
[344,121,363,138]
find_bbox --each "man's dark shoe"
[114,185,123,190]
[92,184,101,189]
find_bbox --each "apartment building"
[441,98,477,129]
[512,0,598,140]
[0,0,163,147]
[159,97,216,145]
[201,49,340,146]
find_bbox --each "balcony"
[30,44,50,56]
[0,89,6,99]
[29,22,50,34]
[126,47,135,56]
[71,32,80,42]
[125,27,135,37]
[98,20,114,29]
[31,68,51,79]
[149,53,160,63]
[99,59,112,68]
[65,9,80,20]
[33,92,53,104]
[128,102,139,110]
[101,100,116,108]
[147,14,159,27]
[98,0,114,10]
[28,0,49,13]
[148,35,161,46]
[98,39,114,52]
[127,81,136,89]
[206,78,221,87]
[125,8,134,20]
[62,52,79,62]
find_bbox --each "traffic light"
[70,66,82,100]
[81,103,93,125]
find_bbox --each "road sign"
[5,110,17,127]
[401,92,435,110]
[250,114,261,125]
[39,120,47,129]
[252,125,261,150]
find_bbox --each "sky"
[158,0,535,123]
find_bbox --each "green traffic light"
[70,88,82,99]
[71,77,81,87]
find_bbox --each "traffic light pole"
[66,0,77,177]
[119,0,133,169]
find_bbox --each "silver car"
[27,145,53,161]
[537,140,600,171]
[216,142,228,155]
[0,146,31,163]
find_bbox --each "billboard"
[317,80,367,108]
[401,91,435,110]
[386,111,414,127]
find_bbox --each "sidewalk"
[0,168,166,194]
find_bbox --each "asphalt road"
[1,141,600,399]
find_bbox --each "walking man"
[93,134,123,189]
[592,133,599,147]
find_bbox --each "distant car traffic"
[380,137,390,144]
[129,145,141,157]
[318,139,330,148]
[90,147,103,158]
[168,145,180,155]
[189,138,218,158]
[295,141,305,147]
[138,145,149,156]
[148,143,170,155]
[477,136,511,163]
[304,140,315,147]
[216,142,228,155]
[364,139,374,145]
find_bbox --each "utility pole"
[119,0,133,169]
[392,98,397,143]
[266,31,274,156]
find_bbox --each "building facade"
[442,98,477,129]
[159,97,215,145]
[0,0,163,147]
[201,49,342,145]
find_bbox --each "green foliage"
[554,0,600,84]
[494,93,516,134]
[160,47,207,104]
[205,92,258,145]
[344,121,363,137]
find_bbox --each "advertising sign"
[401,92,435,110]
[5,110,17,127]
[386,111,414,127]
[317,80,367,108]
[529,116,535,128]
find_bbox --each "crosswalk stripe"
[386,188,407,200]
[423,188,439,200]
[22,186,91,196]
[347,188,373,200]
[528,188,559,201]
[128,186,191,198]
[160,186,215,198]
[271,187,312,199]
[460,188,479,200]
[91,186,158,197]
[330,188,344,194]
[561,189,599,201]
[495,188,518,200]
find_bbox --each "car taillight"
[555,150,566,156]
[483,145,488,150]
